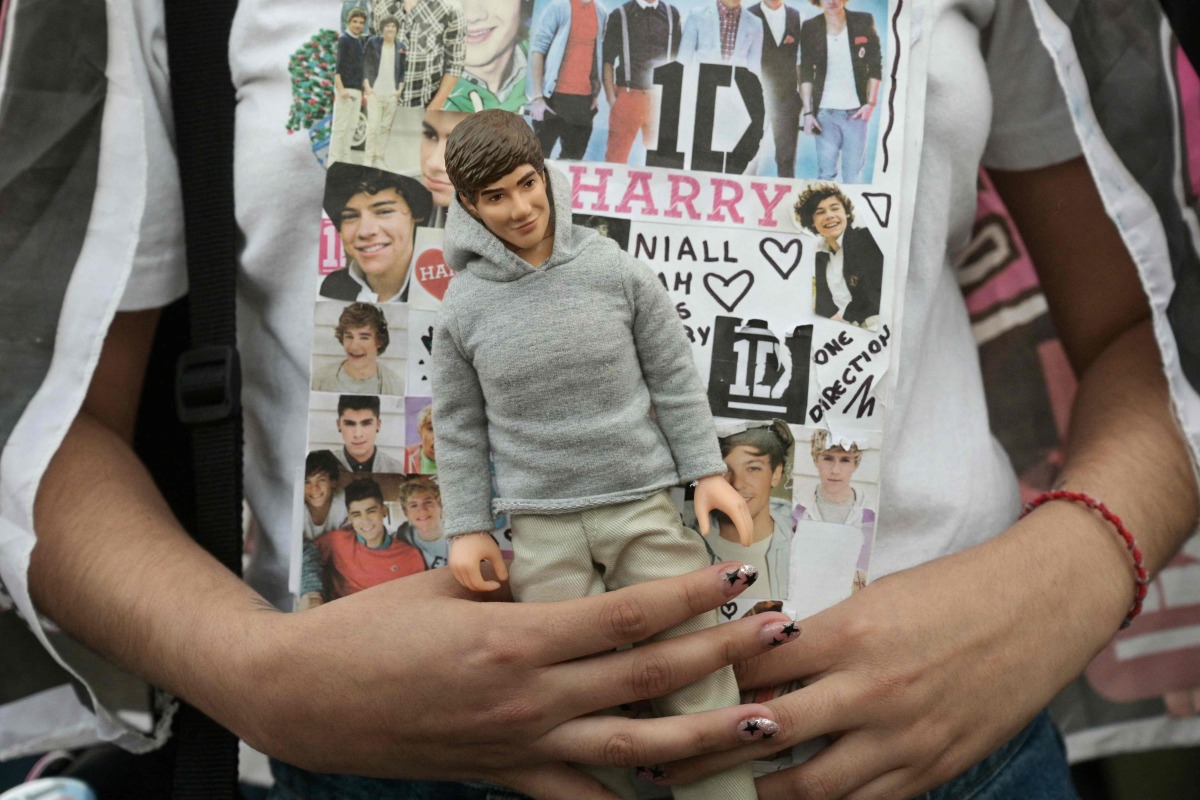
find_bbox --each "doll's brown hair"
[444,110,544,202]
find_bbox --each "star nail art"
[760,619,803,648]
[738,716,780,741]
[723,564,759,593]
[635,765,669,782]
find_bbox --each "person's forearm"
[29,413,276,733]
[865,77,880,107]
[1055,321,1197,575]
[530,51,546,98]
[800,82,813,114]
[429,74,458,110]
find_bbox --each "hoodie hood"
[444,165,603,282]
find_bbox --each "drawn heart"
[720,602,738,620]
[759,237,802,280]
[703,270,754,313]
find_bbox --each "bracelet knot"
[1020,489,1146,630]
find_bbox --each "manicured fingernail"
[760,619,802,648]
[737,717,780,741]
[722,564,758,594]
[636,765,669,782]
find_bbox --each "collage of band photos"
[295,0,913,635]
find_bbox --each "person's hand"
[605,87,617,107]
[450,531,509,591]
[339,89,352,101]
[659,505,1133,799]
[693,475,754,546]
[529,96,552,122]
[226,562,796,799]
[851,103,875,121]
[803,112,821,135]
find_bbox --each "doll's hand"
[450,532,509,592]
[694,475,754,547]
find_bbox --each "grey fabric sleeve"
[625,256,726,483]
[431,304,497,537]
[981,0,1082,171]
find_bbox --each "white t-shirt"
[0,0,1085,753]
[822,27,861,110]
[820,233,854,317]
[760,2,787,47]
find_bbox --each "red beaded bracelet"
[1020,490,1149,629]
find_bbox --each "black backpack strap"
[163,1,243,798]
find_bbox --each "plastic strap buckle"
[175,346,242,425]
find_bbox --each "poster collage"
[293,0,914,645]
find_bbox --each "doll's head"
[445,110,552,259]
[444,110,544,204]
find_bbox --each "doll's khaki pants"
[509,490,757,800]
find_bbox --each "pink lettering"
[665,174,702,220]
[751,182,792,228]
[707,179,745,223]
[569,165,613,212]
[615,171,659,215]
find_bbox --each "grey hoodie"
[432,166,726,536]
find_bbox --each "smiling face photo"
[340,188,416,282]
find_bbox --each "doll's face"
[723,445,783,520]
[463,164,551,257]
[340,325,381,369]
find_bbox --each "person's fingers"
[753,736,904,800]
[489,762,621,800]
[522,562,761,665]
[550,612,797,717]
[732,608,840,690]
[662,675,869,784]
[538,701,781,771]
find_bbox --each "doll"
[432,110,762,800]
